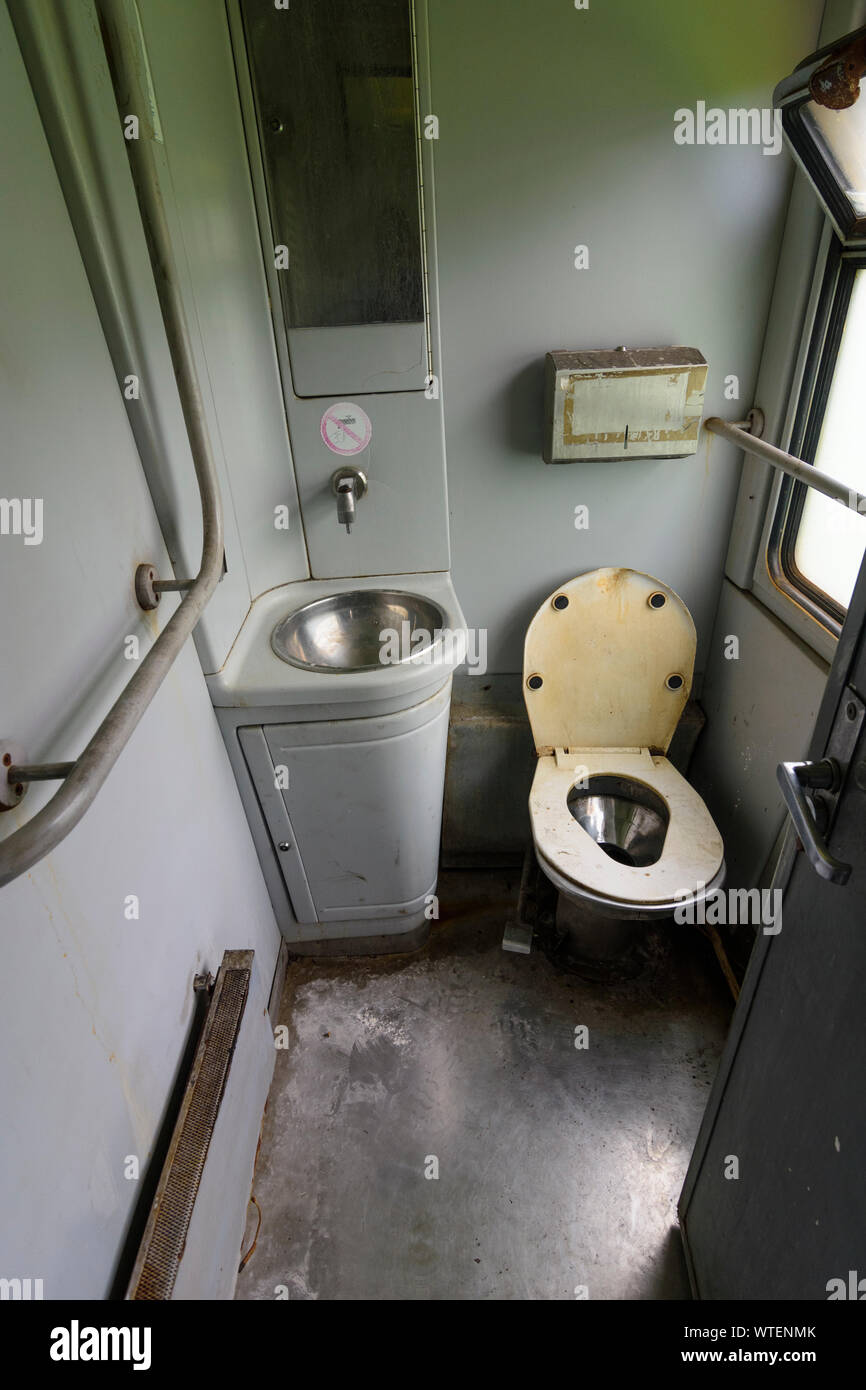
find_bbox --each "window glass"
[793,268,866,609]
[800,98,866,222]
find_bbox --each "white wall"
[428,0,825,674]
[690,582,829,889]
[0,5,280,1298]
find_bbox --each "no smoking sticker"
[320,402,372,456]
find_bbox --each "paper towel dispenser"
[543,346,708,464]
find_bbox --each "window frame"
[765,240,866,639]
[775,22,866,249]
[724,7,866,662]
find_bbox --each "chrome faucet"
[331,466,367,534]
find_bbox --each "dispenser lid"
[523,568,696,754]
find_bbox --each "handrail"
[704,414,866,514]
[0,2,224,889]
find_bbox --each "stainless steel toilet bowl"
[567,774,670,868]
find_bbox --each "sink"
[271,590,447,673]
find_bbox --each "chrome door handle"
[776,758,851,885]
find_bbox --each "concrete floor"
[235,870,732,1301]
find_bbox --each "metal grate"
[127,950,253,1300]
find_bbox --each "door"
[679,558,866,1300]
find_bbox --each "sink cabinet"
[235,679,451,947]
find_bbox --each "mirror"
[240,0,425,330]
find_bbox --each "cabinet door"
[243,688,450,922]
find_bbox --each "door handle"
[776,758,851,885]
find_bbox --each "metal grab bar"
[704,414,866,514]
[0,2,224,889]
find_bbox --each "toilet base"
[549,893,673,982]
[554,895,644,962]
[512,846,700,981]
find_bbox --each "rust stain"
[809,35,866,110]
[595,567,629,596]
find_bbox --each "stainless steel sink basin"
[271,590,447,673]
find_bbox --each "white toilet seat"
[529,750,724,907]
[523,569,725,915]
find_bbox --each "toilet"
[523,568,725,933]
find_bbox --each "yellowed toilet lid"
[523,568,696,754]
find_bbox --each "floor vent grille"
[127,949,253,1300]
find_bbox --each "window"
[768,248,866,633]
[739,27,866,651]
[792,96,866,240]
[775,25,866,245]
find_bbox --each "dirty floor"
[235,870,733,1301]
